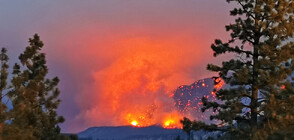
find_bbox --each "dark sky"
[0,0,233,133]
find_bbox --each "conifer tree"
[3,34,65,140]
[0,48,9,136]
[182,0,294,139]
[255,79,294,139]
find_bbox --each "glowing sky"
[0,0,233,133]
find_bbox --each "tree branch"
[237,0,255,19]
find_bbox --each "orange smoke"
[74,37,226,128]
[75,37,210,128]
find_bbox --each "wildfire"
[172,78,226,125]
[126,113,151,127]
[126,111,183,128]
[211,91,216,98]
[162,112,182,129]
[163,119,176,128]
[214,78,225,90]
[131,120,139,127]
[124,78,226,129]
[129,78,226,129]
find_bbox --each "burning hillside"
[116,77,224,128]
[173,78,224,123]
[76,76,224,129]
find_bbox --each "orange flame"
[126,113,153,127]
[202,83,205,87]
[131,120,139,127]
[161,111,183,129]
[214,78,225,90]
[163,120,176,128]
[126,110,183,128]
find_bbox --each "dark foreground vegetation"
[182,0,294,140]
[0,34,77,140]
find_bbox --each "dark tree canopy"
[182,0,294,139]
[0,48,9,131]
[0,34,76,140]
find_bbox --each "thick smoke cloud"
[75,37,204,128]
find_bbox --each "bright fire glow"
[164,120,175,128]
[162,112,182,129]
[214,78,225,90]
[77,38,198,129]
[75,37,212,130]
[131,120,139,126]
[211,91,216,97]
